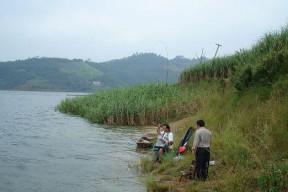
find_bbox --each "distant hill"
[0,58,103,92]
[0,53,206,92]
[90,53,205,85]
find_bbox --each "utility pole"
[213,43,222,60]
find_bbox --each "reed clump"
[57,83,201,125]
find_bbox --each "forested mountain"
[0,53,205,92]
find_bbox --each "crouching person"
[155,123,174,163]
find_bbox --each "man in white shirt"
[192,120,212,181]
[155,124,174,163]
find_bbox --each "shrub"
[258,162,288,192]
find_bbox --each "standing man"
[155,123,174,163]
[192,120,212,181]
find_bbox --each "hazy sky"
[1,0,288,62]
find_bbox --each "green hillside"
[57,25,288,191]
[89,53,203,85]
[0,58,103,91]
[0,54,200,91]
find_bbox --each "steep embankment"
[140,26,288,191]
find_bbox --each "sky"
[1,0,288,62]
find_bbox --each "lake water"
[0,91,148,192]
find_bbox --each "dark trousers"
[195,147,210,181]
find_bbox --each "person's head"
[162,123,171,132]
[196,120,205,128]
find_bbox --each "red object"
[178,146,187,155]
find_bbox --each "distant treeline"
[0,53,204,91]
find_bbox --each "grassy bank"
[138,25,288,191]
[138,25,288,192]
[140,79,288,191]
[57,25,288,191]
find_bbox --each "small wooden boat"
[136,132,157,148]
[137,138,153,148]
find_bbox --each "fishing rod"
[58,149,141,159]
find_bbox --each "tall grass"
[57,83,201,125]
[180,25,288,92]
[140,79,288,192]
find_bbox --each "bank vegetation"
[57,25,288,191]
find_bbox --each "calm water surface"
[0,91,147,192]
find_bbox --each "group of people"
[154,120,212,181]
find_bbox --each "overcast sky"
[1,0,288,62]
